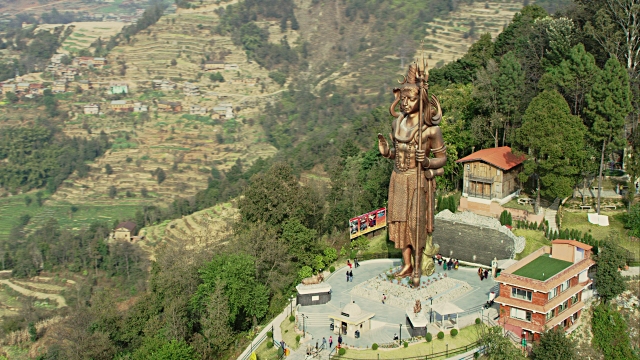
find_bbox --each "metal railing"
[329,341,484,359]
[238,325,274,360]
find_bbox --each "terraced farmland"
[37,22,125,55]
[139,201,238,259]
[417,1,524,67]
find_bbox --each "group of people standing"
[478,267,489,281]
[434,254,459,270]
[346,258,360,282]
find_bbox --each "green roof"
[512,254,572,281]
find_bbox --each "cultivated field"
[417,1,524,67]
[138,201,239,259]
[36,22,126,54]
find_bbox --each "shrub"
[475,318,481,325]
[267,341,274,348]
[267,331,273,338]
[329,265,335,273]
[372,343,378,350]
[289,315,295,322]
[296,335,301,343]
[450,329,458,337]
[403,341,408,348]
[437,331,444,339]
[425,333,432,342]
[338,348,346,355]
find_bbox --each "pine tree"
[516,90,587,210]
[496,51,525,146]
[585,57,633,214]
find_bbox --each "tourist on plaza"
[349,270,354,282]
[436,253,443,265]
[346,270,350,282]
[355,257,360,267]
[443,260,447,271]
[382,293,386,304]
[484,269,489,279]
[347,259,352,269]
[478,267,483,280]
[338,335,343,346]
[322,337,327,348]
[454,259,459,270]
[447,258,453,270]
[316,341,319,350]
[329,336,333,348]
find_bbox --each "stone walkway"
[296,259,498,350]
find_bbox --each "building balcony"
[467,174,495,183]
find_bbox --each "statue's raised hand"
[378,133,389,156]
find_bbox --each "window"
[510,308,532,322]
[559,300,569,313]
[496,169,501,176]
[560,279,571,293]
[466,164,470,170]
[546,310,554,321]
[548,287,558,300]
[512,288,533,302]
[571,293,579,305]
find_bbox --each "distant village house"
[157,100,182,113]
[110,100,134,112]
[114,221,138,242]
[189,105,208,115]
[183,82,200,97]
[52,80,67,93]
[84,104,100,115]
[202,60,225,71]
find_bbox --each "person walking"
[338,334,343,347]
[484,269,489,280]
[346,270,350,282]
[322,337,327,349]
[349,270,354,282]
[478,267,483,280]
[382,293,386,304]
[316,341,319,350]
[329,336,333,348]
[347,259,352,269]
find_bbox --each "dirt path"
[0,280,67,308]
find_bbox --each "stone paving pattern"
[293,259,498,355]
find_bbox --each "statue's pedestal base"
[349,266,473,310]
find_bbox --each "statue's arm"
[424,127,446,176]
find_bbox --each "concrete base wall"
[433,218,517,265]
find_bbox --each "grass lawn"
[254,338,279,360]
[513,254,572,281]
[334,325,481,359]
[512,229,550,260]
[280,313,300,350]
[561,211,637,254]
[502,199,534,213]
[360,231,402,259]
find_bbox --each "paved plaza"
[293,259,499,356]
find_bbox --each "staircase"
[544,198,560,233]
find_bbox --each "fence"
[329,341,484,360]
[237,325,274,360]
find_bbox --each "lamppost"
[302,314,309,339]
[289,295,294,315]
[399,324,403,344]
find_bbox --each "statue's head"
[390,63,429,117]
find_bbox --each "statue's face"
[400,89,419,114]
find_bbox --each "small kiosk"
[328,302,375,339]
[406,309,429,337]
[296,283,332,306]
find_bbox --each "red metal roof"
[456,146,525,170]
[552,239,593,250]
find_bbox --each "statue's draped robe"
[387,116,435,252]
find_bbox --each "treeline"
[35,163,337,359]
[0,126,110,193]
[5,219,147,287]
[214,0,299,74]
[133,158,271,228]
[40,8,77,24]
[0,25,72,77]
